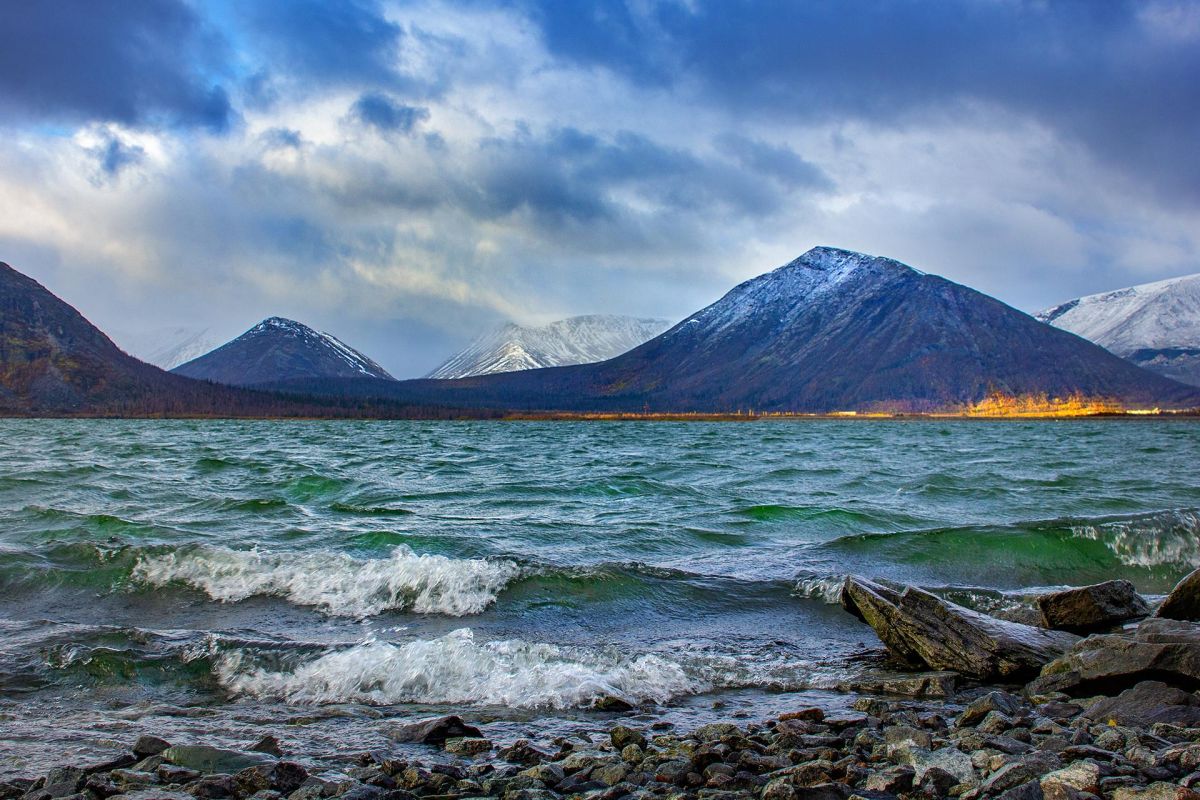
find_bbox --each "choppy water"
[1,419,1198,775]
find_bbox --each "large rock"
[160,745,275,774]
[1157,568,1200,621]
[1082,680,1200,727]
[1028,617,1200,696]
[840,576,1079,680]
[387,715,482,744]
[1037,580,1150,632]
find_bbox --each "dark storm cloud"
[462,127,797,231]
[527,0,1200,204]
[715,134,833,191]
[350,93,430,133]
[0,0,232,131]
[240,0,406,89]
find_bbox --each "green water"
[0,419,1197,774]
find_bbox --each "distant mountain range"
[1037,272,1200,386]
[427,315,672,379]
[262,247,1200,413]
[2,249,1198,416]
[112,326,221,370]
[173,317,393,386]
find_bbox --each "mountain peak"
[174,317,393,385]
[1037,271,1200,386]
[426,314,672,379]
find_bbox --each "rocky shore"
[5,571,1200,800]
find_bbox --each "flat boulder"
[1028,617,1200,696]
[1082,680,1200,727]
[387,714,482,744]
[840,576,1079,680]
[159,745,275,774]
[1037,580,1150,632]
[1157,568,1200,621]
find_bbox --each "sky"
[1,0,1198,377]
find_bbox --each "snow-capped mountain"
[111,326,221,370]
[426,315,672,379]
[273,247,1200,412]
[1037,272,1200,386]
[173,317,393,386]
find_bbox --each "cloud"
[349,92,430,133]
[0,0,1197,379]
[0,0,232,131]
[715,134,833,191]
[90,135,147,181]
[239,0,406,90]
[527,0,1200,205]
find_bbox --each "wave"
[1068,509,1200,568]
[132,545,522,617]
[809,508,1200,590]
[215,628,705,709]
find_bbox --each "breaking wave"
[214,628,702,709]
[132,545,522,617]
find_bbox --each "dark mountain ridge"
[0,262,481,418]
[173,317,393,387]
[259,248,1200,413]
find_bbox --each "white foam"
[792,574,846,604]
[214,628,701,708]
[133,545,521,617]
[1070,510,1200,568]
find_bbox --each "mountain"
[111,325,220,370]
[0,262,483,418]
[1037,272,1200,386]
[427,315,672,379]
[0,261,247,414]
[261,247,1200,413]
[173,317,393,386]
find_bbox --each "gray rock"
[41,768,85,798]
[160,746,274,775]
[496,739,552,766]
[247,736,283,758]
[863,765,914,794]
[1157,568,1200,622]
[133,737,172,759]
[889,743,976,787]
[610,725,646,750]
[1029,617,1200,696]
[1037,580,1149,633]
[840,576,1079,680]
[111,791,193,800]
[1111,783,1200,800]
[1040,760,1102,798]
[995,780,1046,800]
[387,715,482,745]
[980,752,1062,796]
[444,737,492,757]
[182,774,235,799]
[517,763,563,787]
[838,671,958,698]
[1082,680,1200,727]
[958,690,1026,727]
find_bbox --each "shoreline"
[1,411,1199,422]
[7,575,1200,799]
[3,677,1194,800]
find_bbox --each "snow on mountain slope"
[427,315,672,379]
[111,326,221,370]
[1037,272,1200,386]
[173,317,393,386]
